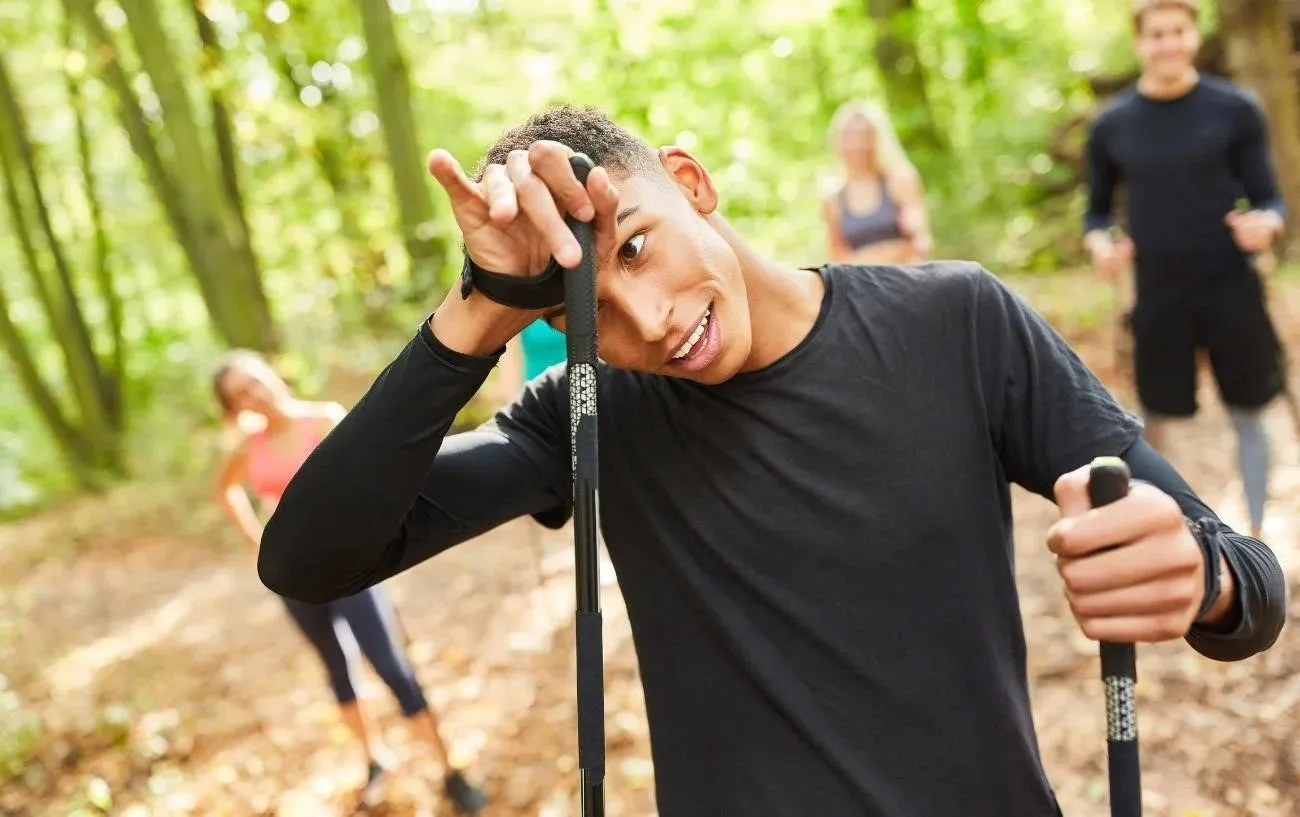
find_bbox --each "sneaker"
[443,770,488,814]
[359,760,391,808]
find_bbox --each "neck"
[710,215,825,373]
[1137,67,1199,100]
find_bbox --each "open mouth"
[669,304,720,373]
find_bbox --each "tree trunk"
[116,0,279,351]
[1218,0,1300,251]
[864,0,944,152]
[0,51,120,475]
[63,0,276,351]
[189,0,247,233]
[64,14,125,430]
[0,283,102,489]
[355,0,446,292]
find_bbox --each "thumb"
[1225,211,1242,227]
[1052,463,1094,518]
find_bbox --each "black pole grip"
[1087,456,1141,817]
[563,153,606,817]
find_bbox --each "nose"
[610,280,673,344]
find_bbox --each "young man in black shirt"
[1085,0,1287,538]
[260,105,1286,816]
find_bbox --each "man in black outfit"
[259,104,1286,816]
[1085,0,1287,539]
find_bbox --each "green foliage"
[0,0,1159,510]
[0,676,43,785]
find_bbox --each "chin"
[1153,61,1192,78]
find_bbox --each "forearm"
[259,315,502,602]
[1120,438,1286,660]
[1235,105,1287,223]
[902,204,932,244]
[1083,130,1116,237]
[220,489,263,548]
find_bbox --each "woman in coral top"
[212,350,486,814]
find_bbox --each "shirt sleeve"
[1120,438,1287,661]
[1229,92,1287,218]
[971,265,1145,500]
[1083,114,1119,236]
[258,318,571,604]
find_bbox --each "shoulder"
[834,259,992,295]
[1198,75,1264,115]
[1094,87,1140,121]
[302,400,347,423]
[820,186,843,211]
[885,165,924,198]
[1200,74,1254,103]
[294,400,347,438]
[829,260,1000,326]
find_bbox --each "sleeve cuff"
[416,313,505,375]
[1083,215,1113,236]
[1185,542,1253,648]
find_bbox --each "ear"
[658,146,719,216]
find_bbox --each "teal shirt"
[519,319,567,381]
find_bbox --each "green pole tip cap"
[1090,455,1128,470]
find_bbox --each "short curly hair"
[474,105,664,182]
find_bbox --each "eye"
[618,233,646,263]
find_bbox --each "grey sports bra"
[838,184,904,250]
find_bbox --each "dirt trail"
[2,274,1299,816]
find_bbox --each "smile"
[668,303,721,373]
[673,308,711,361]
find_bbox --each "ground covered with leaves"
[3,273,1299,816]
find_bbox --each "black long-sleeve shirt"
[261,262,1286,816]
[1085,75,1286,289]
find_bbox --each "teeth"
[673,309,710,360]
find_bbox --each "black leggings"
[280,585,429,717]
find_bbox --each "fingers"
[1056,534,1201,594]
[428,149,485,211]
[528,141,594,222]
[481,163,517,224]
[1051,464,1093,519]
[1047,481,1183,558]
[1064,571,1198,618]
[1074,612,1195,644]
[588,166,619,228]
[429,141,622,270]
[506,149,583,268]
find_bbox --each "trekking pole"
[1087,456,1140,817]
[562,153,605,817]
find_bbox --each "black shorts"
[1130,274,1283,417]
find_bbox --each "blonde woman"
[821,100,933,264]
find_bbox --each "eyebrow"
[616,205,640,225]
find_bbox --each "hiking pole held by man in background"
[1088,457,1141,817]
[563,153,606,817]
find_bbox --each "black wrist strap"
[459,254,568,310]
[1187,517,1225,620]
